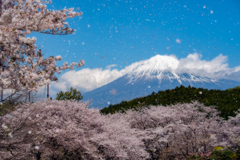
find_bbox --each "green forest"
[100,85,240,120]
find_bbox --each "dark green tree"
[56,87,83,102]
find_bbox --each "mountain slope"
[82,55,240,109]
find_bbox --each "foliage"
[214,146,225,151]
[56,87,83,102]
[0,101,16,116]
[100,85,240,120]
[228,86,240,91]
[208,149,237,160]
[188,146,240,160]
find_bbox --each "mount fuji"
[82,55,240,109]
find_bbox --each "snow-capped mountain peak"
[124,54,217,84]
[125,55,180,83]
[83,54,240,109]
[127,54,179,73]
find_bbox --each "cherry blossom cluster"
[0,100,239,159]
[0,0,84,93]
[0,99,149,159]
[104,101,240,159]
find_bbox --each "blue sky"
[20,0,240,100]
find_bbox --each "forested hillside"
[100,85,240,120]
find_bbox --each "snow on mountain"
[82,55,240,109]
[124,55,216,84]
[125,55,179,82]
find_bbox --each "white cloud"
[50,68,126,94]
[174,53,236,80]
[106,64,117,70]
[31,53,240,100]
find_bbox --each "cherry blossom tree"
[0,0,84,98]
[0,99,239,159]
[0,88,42,116]
[109,101,240,159]
[0,99,149,159]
